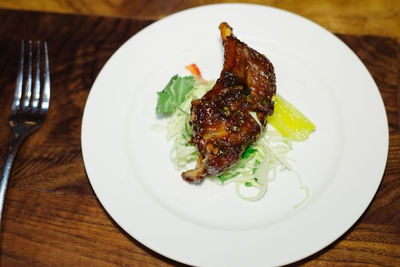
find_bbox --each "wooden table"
[0,1,399,266]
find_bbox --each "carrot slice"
[185,64,201,76]
[185,64,207,84]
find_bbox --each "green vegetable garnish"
[241,147,257,159]
[156,75,195,115]
[218,172,240,183]
[244,181,253,187]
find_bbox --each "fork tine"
[10,41,24,114]
[22,40,33,110]
[40,41,50,112]
[32,41,41,110]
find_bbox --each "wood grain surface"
[0,7,398,267]
[0,0,399,41]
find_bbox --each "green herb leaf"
[156,75,195,115]
[241,147,257,159]
[218,172,240,183]
[244,181,253,187]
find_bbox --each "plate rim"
[81,3,389,266]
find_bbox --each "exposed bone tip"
[219,22,233,41]
[181,154,207,183]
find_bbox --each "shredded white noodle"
[156,78,309,204]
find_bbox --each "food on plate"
[156,75,195,115]
[267,94,315,141]
[182,22,276,183]
[154,23,315,202]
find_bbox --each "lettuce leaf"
[156,75,195,115]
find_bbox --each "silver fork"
[0,41,50,228]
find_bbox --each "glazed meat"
[182,22,276,183]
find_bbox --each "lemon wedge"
[267,94,315,141]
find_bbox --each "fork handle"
[0,134,25,228]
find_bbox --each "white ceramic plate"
[81,4,389,266]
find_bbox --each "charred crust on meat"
[181,22,276,183]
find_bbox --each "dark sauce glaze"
[182,22,276,182]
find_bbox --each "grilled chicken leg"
[182,22,276,183]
